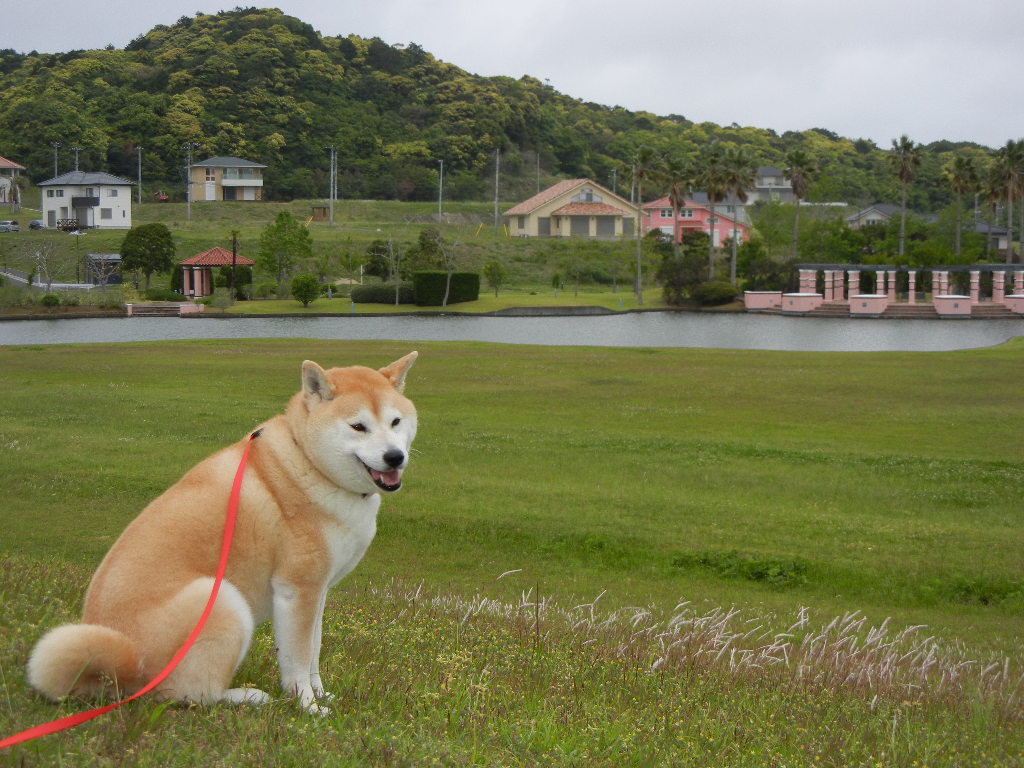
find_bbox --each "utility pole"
[182,141,200,222]
[494,149,500,235]
[71,146,82,171]
[326,146,336,226]
[50,141,61,177]
[136,145,143,204]
[229,229,239,297]
[437,158,444,218]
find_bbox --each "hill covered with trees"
[0,7,996,210]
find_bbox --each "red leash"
[0,431,258,751]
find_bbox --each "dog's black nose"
[383,449,405,468]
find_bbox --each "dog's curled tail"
[27,624,142,701]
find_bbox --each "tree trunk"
[792,198,802,259]
[898,183,907,258]
[707,203,717,279]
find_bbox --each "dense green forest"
[0,7,1000,210]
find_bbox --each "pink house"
[642,195,750,247]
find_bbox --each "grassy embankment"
[1,199,676,315]
[1,338,1022,765]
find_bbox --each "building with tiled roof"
[642,195,750,247]
[180,246,255,298]
[503,178,639,238]
[0,156,25,205]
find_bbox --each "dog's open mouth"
[363,463,403,492]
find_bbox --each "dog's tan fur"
[28,353,418,712]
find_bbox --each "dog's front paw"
[224,687,271,706]
[295,685,332,715]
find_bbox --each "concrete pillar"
[888,270,898,300]
[908,271,917,304]
[799,269,814,293]
[994,271,1006,303]
[183,266,192,297]
[970,270,980,304]
[1015,271,1024,295]
[849,271,860,296]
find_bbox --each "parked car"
[0,220,20,231]
[29,220,44,230]
[0,223,11,232]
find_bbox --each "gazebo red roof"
[180,246,255,266]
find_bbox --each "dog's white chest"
[322,492,380,586]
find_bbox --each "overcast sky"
[5,0,1023,149]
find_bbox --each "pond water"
[2,312,1023,352]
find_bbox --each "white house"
[38,171,134,230]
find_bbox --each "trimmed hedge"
[350,282,415,304]
[413,271,480,306]
[691,281,739,306]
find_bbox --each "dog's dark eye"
[350,423,367,432]
[391,417,401,427]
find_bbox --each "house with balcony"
[37,171,133,229]
[747,166,796,203]
[189,156,266,201]
[503,179,639,238]
[642,194,750,247]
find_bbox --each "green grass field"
[1,338,1022,765]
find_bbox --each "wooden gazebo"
[180,246,255,298]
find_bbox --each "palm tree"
[888,135,922,258]
[994,139,1024,263]
[942,155,980,259]
[696,141,729,279]
[983,162,1008,260]
[784,149,818,259]
[656,154,692,262]
[632,145,659,305]
[723,145,757,285]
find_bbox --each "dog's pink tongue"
[374,469,403,486]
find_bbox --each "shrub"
[691,280,738,306]
[143,287,187,302]
[290,273,320,307]
[254,282,278,299]
[40,294,60,312]
[412,271,480,306]
[350,282,415,304]
[671,549,809,588]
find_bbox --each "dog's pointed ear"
[378,351,418,394]
[301,360,334,403]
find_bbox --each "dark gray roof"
[192,156,266,168]
[38,171,134,186]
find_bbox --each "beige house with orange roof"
[503,178,639,238]
[0,156,25,205]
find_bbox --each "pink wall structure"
[777,264,1024,317]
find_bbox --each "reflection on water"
[1,312,1022,352]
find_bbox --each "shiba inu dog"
[27,353,418,713]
